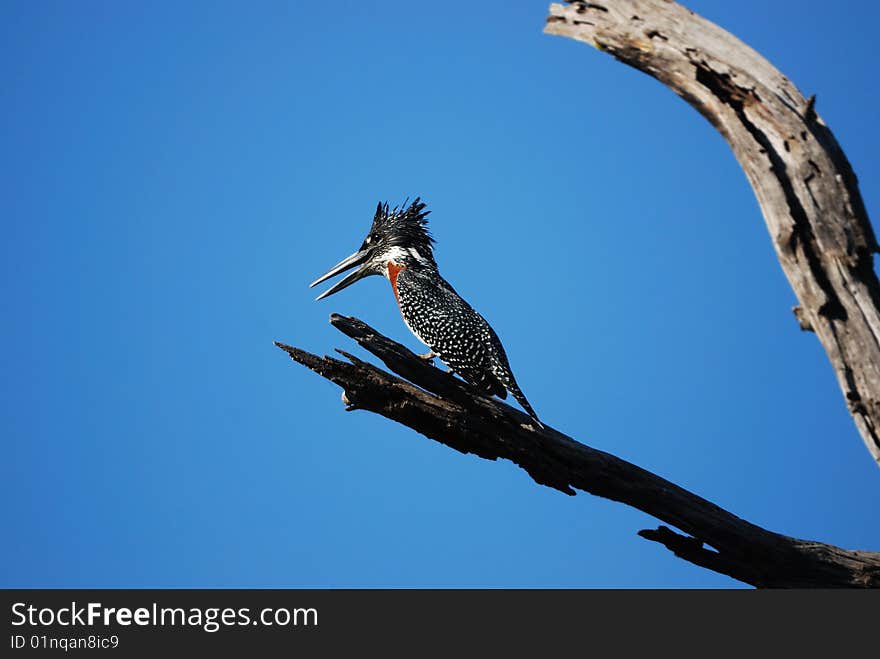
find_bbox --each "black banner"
[2,589,877,654]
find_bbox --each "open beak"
[309,249,372,300]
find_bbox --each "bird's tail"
[509,385,544,430]
[488,342,544,429]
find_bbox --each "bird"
[309,198,542,427]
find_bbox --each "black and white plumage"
[310,198,541,426]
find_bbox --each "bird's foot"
[417,350,453,373]
[341,390,359,411]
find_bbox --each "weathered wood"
[544,0,880,466]
[277,315,880,587]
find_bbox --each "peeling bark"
[545,0,880,466]
[276,315,880,587]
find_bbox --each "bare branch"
[544,0,880,466]
[276,315,880,587]
[278,1,880,586]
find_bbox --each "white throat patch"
[380,246,428,278]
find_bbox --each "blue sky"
[3,0,879,588]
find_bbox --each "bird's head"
[310,198,435,300]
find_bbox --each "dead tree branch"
[279,1,880,586]
[276,314,880,587]
[545,0,880,465]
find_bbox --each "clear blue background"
[3,0,878,588]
